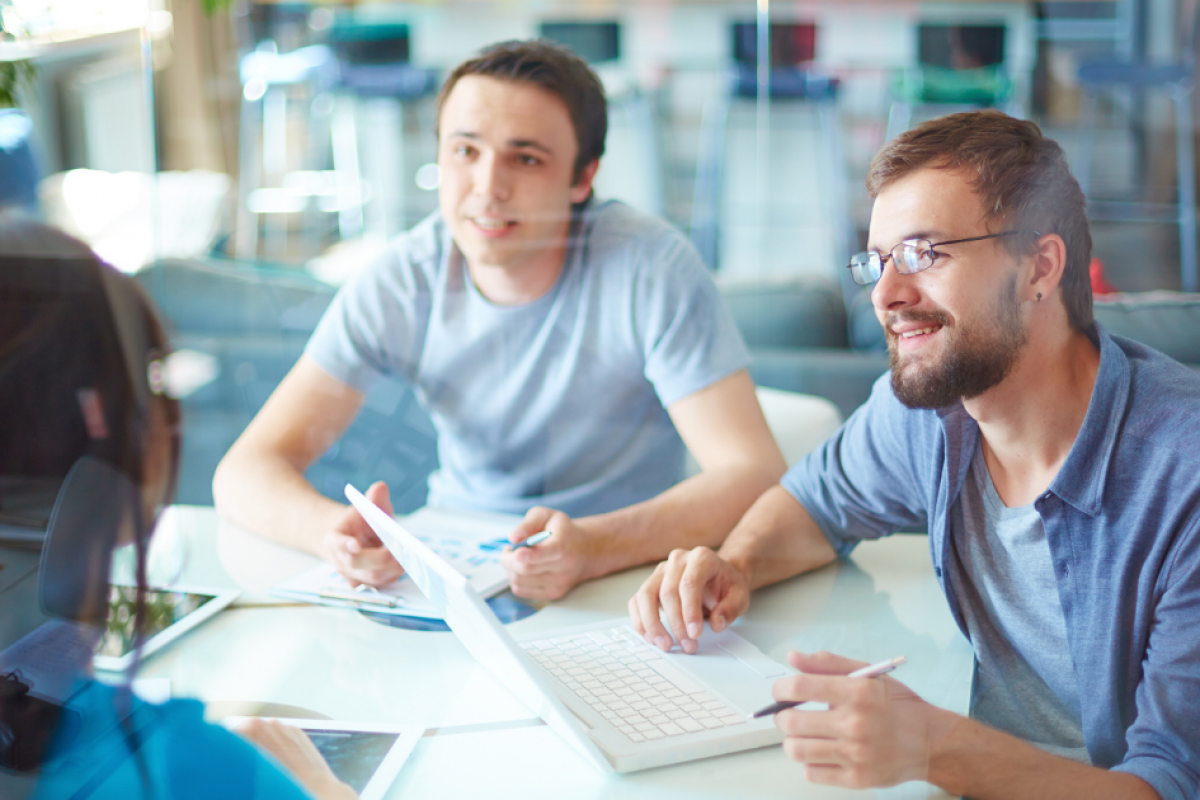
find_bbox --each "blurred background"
[3,0,1197,511]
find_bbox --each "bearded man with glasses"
[630,110,1200,800]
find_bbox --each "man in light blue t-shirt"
[213,40,786,601]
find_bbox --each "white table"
[117,506,972,799]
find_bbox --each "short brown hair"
[867,110,1093,331]
[436,39,607,185]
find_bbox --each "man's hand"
[321,481,404,588]
[498,506,598,600]
[235,718,357,800]
[628,547,751,654]
[773,651,942,789]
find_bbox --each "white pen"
[749,656,907,719]
[510,530,552,549]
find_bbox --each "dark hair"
[0,217,181,781]
[867,110,1093,331]
[0,219,179,490]
[436,39,607,185]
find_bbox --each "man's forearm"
[575,463,782,581]
[718,484,839,591]
[927,708,1158,800]
[212,447,345,559]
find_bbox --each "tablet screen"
[96,585,218,659]
[306,730,403,793]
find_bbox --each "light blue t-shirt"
[949,444,1089,762]
[305,199,750,517]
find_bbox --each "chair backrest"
[682,387,843,476]
[756,387,843,467]
[539,21,621,64]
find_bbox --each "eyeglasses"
[846,231,1042,286]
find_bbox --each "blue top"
[781,324,1200,800]
[30,680,310,800]
[306,199,750,517]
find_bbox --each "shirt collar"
[1047,321,1129,517]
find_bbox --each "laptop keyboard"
[521,626,746,743]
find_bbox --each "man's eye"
[517,154,541,167]
[454,144,476,158]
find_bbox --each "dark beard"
[888,277,1027,409]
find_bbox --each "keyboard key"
[662,688,683,699]
[658,722,684,737]
[581,680,602,690]
[646,714,669,725]
[691,692,716,705]
[644,660,705,695]
[588,630,615,645]
[698,716,724,730]
[678,702,702,714]
[628,732,646,743]
[617,724,635,735]
[643,729,665,740]
[718,714,743,726]
[666,709,687,720]
[678,718,703,733]
[631,700,651,712]
[634,722,656,733]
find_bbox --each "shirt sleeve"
[780,374,934,557]
[164,700,315,800]
[1111,518,1200,800]
[634,230,751,408]
[304,241,431,393]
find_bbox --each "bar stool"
[235,43,337,261]
[327,21,438,241]
[1074,0,1199,292]
[885,23,1024,142]
[692,21,851,284]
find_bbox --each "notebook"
[345,484,789,773]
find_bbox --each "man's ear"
[1028,232,1068,302]
[569,159,601,204]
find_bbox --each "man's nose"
[872,257,920,314]
[474,154,510,201]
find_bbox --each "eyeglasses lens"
[894,241,932,274]
[849,252,881,285]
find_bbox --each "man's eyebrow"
[866,230,946,251]
[445,131,554,156]
[508,138,554,155]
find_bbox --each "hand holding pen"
[751,656,906,718]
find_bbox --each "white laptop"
[346,484,788,773]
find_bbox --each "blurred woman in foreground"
[0,217,356,800]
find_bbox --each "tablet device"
[224,717,423,800]
[93,582,239,671]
